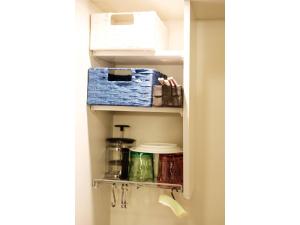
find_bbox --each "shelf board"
[90,105,183,116]
[93,178,183,191]
[91,0,184,20]
[92,50,183,65]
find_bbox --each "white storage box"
[90,11,168,51]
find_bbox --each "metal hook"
[121,184,125,208]
[111,183,117,208]
[171,188,178,200]
[120,184,129,208]
[124,184,128,208]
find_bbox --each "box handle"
[108,68,132,81]
[110,13,134,25]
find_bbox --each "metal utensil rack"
[92,178,183,192]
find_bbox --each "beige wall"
[192,20,225,225]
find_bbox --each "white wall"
[75,1,112,225]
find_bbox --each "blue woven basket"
[87,68,166,107]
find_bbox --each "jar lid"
[106,138,135,144]
[130,143,183,154]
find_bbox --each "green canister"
[128,152,154,182]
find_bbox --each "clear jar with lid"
[104,125,135,180]
[105,138,135,180]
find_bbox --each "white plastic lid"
[130,143,183,154]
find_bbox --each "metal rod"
[93,178,183,192]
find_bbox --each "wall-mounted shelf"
[91,105,183,116]
[93,178,183,192]
[92,50,183,65]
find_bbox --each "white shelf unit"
[92,50,183,65]
[91,105,183,116]
[87,0,187,198]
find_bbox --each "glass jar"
[105,138,135,180]
[157,153,183,185]
[128,152,154,182]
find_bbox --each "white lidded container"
[90,11,168,51]
[131,143,183,181]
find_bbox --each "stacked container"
[129,143,183,184]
